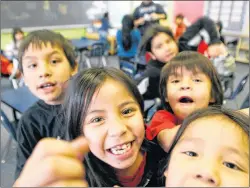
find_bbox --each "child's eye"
[90,117,104,123]
[27,63,37,69]
[122,108,134,115]
[171,80,179,83]
[193,79,202,82]
[51,59,60,64]
[223,162,241,171]
[183,151,198,157]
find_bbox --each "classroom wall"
[1,27,86,50]
[173,1,205,24]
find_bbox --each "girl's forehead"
[182,116,248,144]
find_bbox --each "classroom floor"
[1,62,249,188]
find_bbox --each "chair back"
[0,110,17,141]
[229,74,249,99]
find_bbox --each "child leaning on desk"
[15,30,78,179]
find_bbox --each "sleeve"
[178,16,221,52]
[15,115,42,179]
[156,4,167,19]
[146,110,177,140]
[133,7,140,20]
[116,30,122,49]
[224,54,236,75]
[135,29,141,43]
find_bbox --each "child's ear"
[148,52,156,60]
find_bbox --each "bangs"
[22,36,63,52]
[165,57,212,79]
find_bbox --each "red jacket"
[146,110,177,140]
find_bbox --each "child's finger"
[47,180,88,187]
[70,136,90,160]
[15,156,85,187]
[29,138,78,162]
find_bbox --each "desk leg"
[12,109,18,122]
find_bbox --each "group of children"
[10,22,249,187]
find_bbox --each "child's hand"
[150,13,158,20]
[157,125,180,152]
[207,43,228,58]
[14,137,89,187]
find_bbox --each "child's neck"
[115,151,144,177]
[177,118,183,125]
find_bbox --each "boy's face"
[22,43,77,105]
[150,32,178,63]
[166,67,214,121]
[175,18,183,25]
[165,116,249,187]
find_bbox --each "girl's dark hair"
[138,24,174,54]
[160,51,223,113]
[12,27,24,48]
[216,21,223,33]
[160,106,249,180]
[18,29,77,72]
[63,67,150,186]
[121,14,134,51]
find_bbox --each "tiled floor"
[1,62,249,188]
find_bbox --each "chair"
[1,110,17,163]
[80,43,107,69]
[223,74,249,109]
[9,58,24,89]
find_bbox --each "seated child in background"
[172,14,188,41]
[14,68,166,187]
[5,27,24,60]
[163,106,249,187]
[136,25,179,100]
[136,17,228,101]
[146,51,224,150]
[15,30,78,179]
[116,14,141,60]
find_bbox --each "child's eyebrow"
[118,101,137,108]
[224,147,249,160]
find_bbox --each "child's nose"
[180,79,192,90]
[108,117,127,137]
[39,64,52,78]
[194,167,220,186]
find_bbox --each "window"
[205,1,248,32]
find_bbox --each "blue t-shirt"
[116,29,141,59]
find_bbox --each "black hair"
[176,14,184,20]
[104,12,109,18]
[18,29,77,72]
[121,14,134,51]
[160,106,249,181]
[12,27,24,49]
[160,51,223,113]
[216,21,223,33]
[138,24,175,55]
[63,67,151,186]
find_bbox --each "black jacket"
[15,100,65,179]
[133,1,167,35]
[178,16,221,52]
[136,59,165,100]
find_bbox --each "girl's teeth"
[110,142,131,155]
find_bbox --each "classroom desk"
[85,32,116,55]
[71,38,102,52]
[1,86,38,120]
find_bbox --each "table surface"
[71,38,103,51]
[1,86,38,113]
